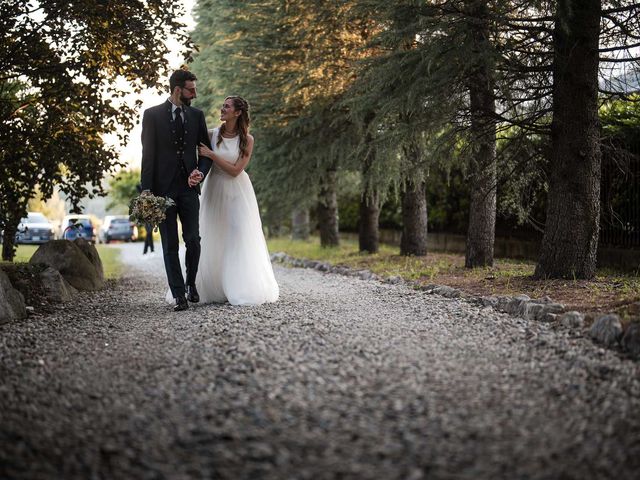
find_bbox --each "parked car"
[61,214,96,244]
[15,212,56,244]
[99,215,138,244]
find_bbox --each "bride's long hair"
[217,96,250,158]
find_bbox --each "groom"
[140,69,212,311]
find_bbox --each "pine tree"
[188,0,640,269]
[190,0,375,245]
[344,0,505,258]
[464,0,498,267]
[535,0,603,278]
[533,0,640,278]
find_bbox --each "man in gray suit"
[140,69,212,311]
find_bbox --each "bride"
[194,95,279,305]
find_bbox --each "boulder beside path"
[0,268,27,324]
[29,239,104,291]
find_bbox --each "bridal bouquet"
[129,192,175,230]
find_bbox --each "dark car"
[62,215,96,244]
[99,215,137,243]
[15,212,56,244]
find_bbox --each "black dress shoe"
[186,285,200,303]
[174,296,188,311]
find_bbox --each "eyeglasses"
[182,86,197,94]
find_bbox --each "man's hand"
[188,169,204,188]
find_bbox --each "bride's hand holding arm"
[198,144,215,160]
[198,135,255,178]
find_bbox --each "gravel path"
[1,243,639,479]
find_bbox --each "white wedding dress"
[166,128,279,306]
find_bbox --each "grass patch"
[13,245,37,263]
[11,243,122,279]
[267,235,640,315]
[96,246,122,280]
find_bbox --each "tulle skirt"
[165,168,279,306]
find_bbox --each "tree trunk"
[1,226,17,262]
[359,187,380,253]
[358,111,380,254]
[265,223,285,238]
[358,137,380,253]
[317,168,339,247]
[465,0,497,268]
[535,0,601,279]
[291,208,310,240]
[400,179,428,256]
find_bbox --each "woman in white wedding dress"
[194,95,279,305]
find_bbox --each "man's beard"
[180,95,191,106]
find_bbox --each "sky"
[114,0,196,171]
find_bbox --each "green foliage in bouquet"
[129,193,176,230]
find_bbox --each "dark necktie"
[174,107,184,142]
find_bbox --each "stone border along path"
[1,243,639,479]
[270,253,640,359]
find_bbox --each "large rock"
[432,285,462,298]
[505,294,531,317]
[73,238,104,280]
[621,323,640,359]
[590,314,623,347]
[29,240,104,291]
[39,266,77,302]
[501,295,564,321]
[0,268,27,324]
[559,311,585,329]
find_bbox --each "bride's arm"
[198,135,255,178]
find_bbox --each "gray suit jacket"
[140,100,213,196]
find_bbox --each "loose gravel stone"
[1,244,639,480]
